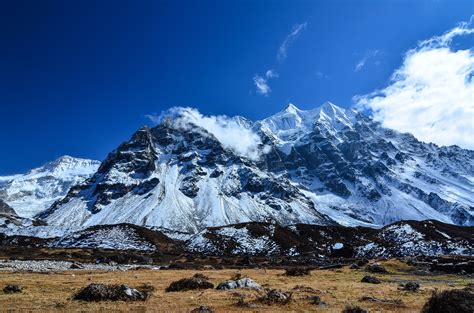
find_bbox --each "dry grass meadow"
[0,259,471,312]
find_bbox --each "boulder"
[216,277,261,290]
[73,283,146,301]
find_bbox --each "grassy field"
[0,260,470,312]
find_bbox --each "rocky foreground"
[0,259,472,312]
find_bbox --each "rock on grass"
[257,289,292,305]
[73,283,150,301]
[216,277,261,290]
[361,275,381,284]
[400,281,420,292]
[3,285,22,294]
[365,263,387,273]
[190,306,214,313]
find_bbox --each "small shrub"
[285,267,312,276]
[421,289,474,313]
[361,275,381,284]
[399,281,420,292]
[193,273,209,280]
[342,305,368,313]
[366,263,387,273]
[257,289,292,305]
[165,277,214,292]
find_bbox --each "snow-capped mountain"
[0,156,100,218]
[257,102,473,226]
[37,103,473,232]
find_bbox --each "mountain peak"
[284,103,300,113]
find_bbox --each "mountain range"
[1,103,472,235]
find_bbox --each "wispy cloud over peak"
[277,22,307,62]
[146,107,264,161]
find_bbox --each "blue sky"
[0,0,473,174]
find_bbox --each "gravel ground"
[0,259,159,272]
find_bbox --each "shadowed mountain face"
[36,103,472,232]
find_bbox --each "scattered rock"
[285,267,312,276]
[235,255,255,266]
[69,262,83,269]
[216,277,261,290]
[366,263,387,273]
[464,283,474,293]
[360,295,405,306]
[257,289,292,305]
[291,285,318,293]
[73,283,146,301]
[399,282,420,292]
[308,295,328,306]
[3,285,22,294]
[361,275,381,284]
[190,306,214,313]
[166,277,214,292]
[309,295,322,304]
[421,289,474,313]
[342,305,368,313]
[356,259,369,267]
[319,264,343,270]
[350,264,360,269]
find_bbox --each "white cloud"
[253,69,278,96]
[252,22,306,97]
[277,22,307,62]
[355,18,474,150]
[147,107,264,161]
[265,69,278,78]
[253,74,271,96]
[355,50,379,72]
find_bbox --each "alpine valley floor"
[0,259,472,312]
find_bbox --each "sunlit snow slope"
[0,156,100,217]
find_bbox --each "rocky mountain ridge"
[2,103,472,233]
